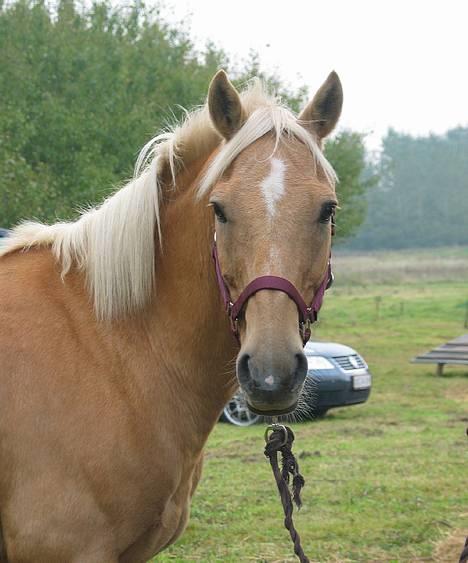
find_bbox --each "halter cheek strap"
[212,236,332,346]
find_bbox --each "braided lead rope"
[264,425,310,563]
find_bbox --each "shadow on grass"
[421,368,468,379]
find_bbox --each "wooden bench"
[412,334,468,376]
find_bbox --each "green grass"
[154,281,468,562]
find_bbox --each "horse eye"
[211,202,227,224]
[320,204,336,224]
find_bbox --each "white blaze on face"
[260,157,286,219]
[259,158,287,274]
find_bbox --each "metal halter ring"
[264,424,288,446]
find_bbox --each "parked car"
[222,341,372,426]
[0,228,9,249]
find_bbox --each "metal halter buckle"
[264,424,288,447]
[230,315,239,335]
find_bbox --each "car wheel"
[221,390,261,426]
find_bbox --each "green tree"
[0,0,373,240]
[325,131,376,242]
[0,0,226,224]
[348,127,468,250]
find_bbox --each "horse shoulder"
[0,247,205,560]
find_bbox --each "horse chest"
[118,457,203,561]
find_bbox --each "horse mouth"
[246,401,298,416]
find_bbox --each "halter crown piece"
[211,233,333,346]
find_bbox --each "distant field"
[333,246,468,285]
[155,280,468,562]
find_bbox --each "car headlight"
[307,356,334,370]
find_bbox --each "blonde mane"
[0,80,337,320]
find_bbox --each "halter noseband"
[212,234,333,346]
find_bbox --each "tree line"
[3,1,464,251]
[345,127,468,250]
[0,0,371,243]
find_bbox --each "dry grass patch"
[433,528,467,562]
[445,378,468,404]
[333,247,468,285]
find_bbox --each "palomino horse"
[0,70,342,562]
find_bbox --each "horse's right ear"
[208,70,246,140]
[299,71,343,141]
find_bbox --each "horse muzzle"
[236,350,308,415]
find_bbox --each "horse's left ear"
[208,70,246,140]
[299,71,343,140]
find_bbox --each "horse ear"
[299,71,343,140]
[208,70,246,140]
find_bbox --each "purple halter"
[212,234,333,346]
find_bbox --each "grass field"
[332,246,468,285]
[154,254,468,562]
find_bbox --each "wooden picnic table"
[412,334,468,376]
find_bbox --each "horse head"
[203,70,342,416]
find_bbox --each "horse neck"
[142,161,238,441]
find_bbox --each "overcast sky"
[161,0,468,150]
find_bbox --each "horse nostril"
[294,352,308,385]
[237,353,251,387]
[237,351,307,393]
